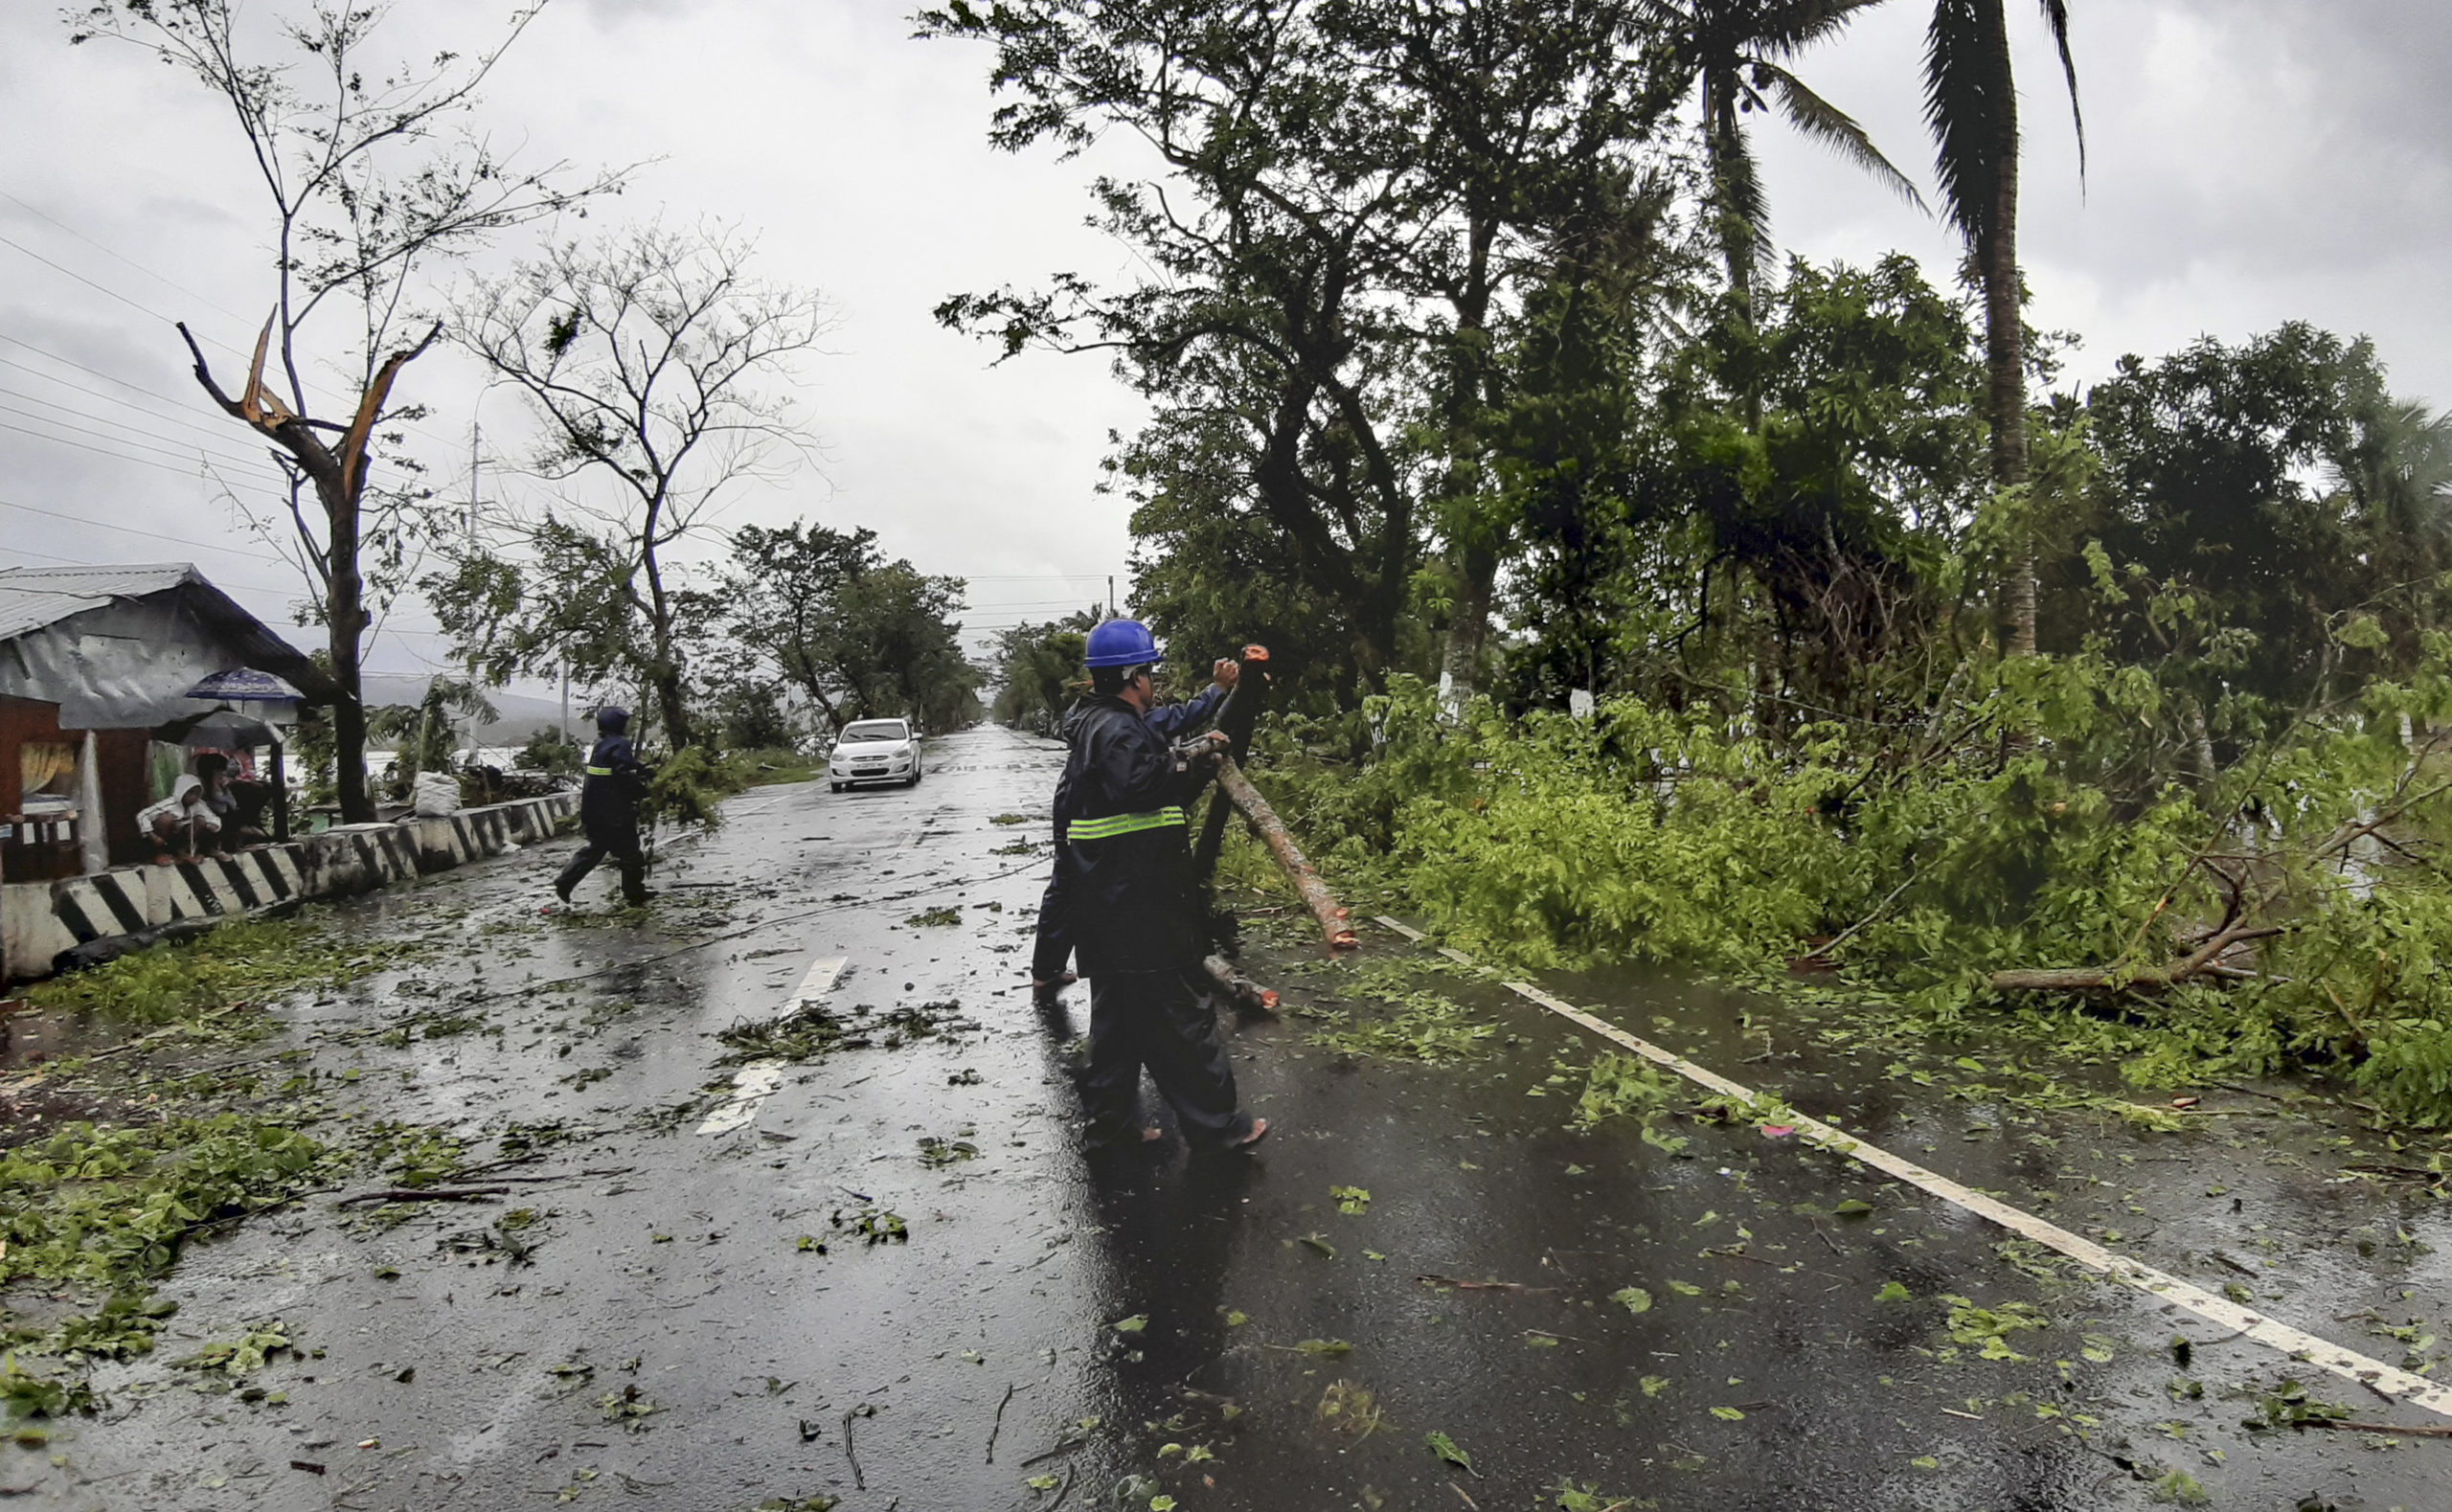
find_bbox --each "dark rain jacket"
[1048,683,1228,846]
[1056,693,1221,975]
[579,733,650,843]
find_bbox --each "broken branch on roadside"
[333,1185,513,1207]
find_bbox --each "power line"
[0,494,302,585]
[0,390,275,473]
[0,190,257,327]
[0,355,273,451]
[0,331,216,412]
[0,218,458,452]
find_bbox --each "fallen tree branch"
[2305,1418,2452,1440]
[1214,757,1358,950]
[1203,955,1280,1014]
[1990,923,2287,995]
[332,1185,511,1207]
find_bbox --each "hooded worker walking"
[1055,620,1266,1151]
[555,707,654,907]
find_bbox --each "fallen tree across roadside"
[1236,652,2452,1130]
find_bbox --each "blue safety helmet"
[596,706,630,734]
[1084,618,1160,669]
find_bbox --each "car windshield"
[841,721,908,744]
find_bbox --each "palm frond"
[1752,0,1892,58]
[1921,0,2010,248]
[1757,61,1927,211]
[2036,0,2086,180]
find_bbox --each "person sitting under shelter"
[193,753,271,849]
[136,775,219,864]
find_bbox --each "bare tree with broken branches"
[445,222,830,750]
[67,0,625,821]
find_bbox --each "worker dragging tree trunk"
[1052,619,1267,1152]
[555,706,655,908]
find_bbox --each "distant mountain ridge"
[358,674,574,746]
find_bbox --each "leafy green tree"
[423,513,667,742]
[1917,0,2083,655]
[714,521,880,732]
[2075,324,2412,732]
[989,612,1098,731]
[831,564,983,733]
[709,522,979,733]
[1508,254,1986,720]
[922,0,1692,702]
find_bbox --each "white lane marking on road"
[695,1061,786,1137]
[694,955,848,1136]
[789,956,847,1007]
[1370,914,2452,1421]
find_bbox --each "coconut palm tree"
[1920,0,2082,655]
[1652,0,1924,326]
[2346,398,2452,590]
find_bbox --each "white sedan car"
[829,718,923,791]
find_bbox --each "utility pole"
[1107,575,1116,617]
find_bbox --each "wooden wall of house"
[0,694,75,881]
[95,729,152,867]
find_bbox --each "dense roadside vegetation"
[941,4,2452,1126]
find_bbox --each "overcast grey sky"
[1,0,2443,681]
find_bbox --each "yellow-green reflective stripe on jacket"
[584,765,614,777]
[1064,805,1188,842]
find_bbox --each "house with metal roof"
[0,562,335,881]
[0,562,579,983]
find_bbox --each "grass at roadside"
[21,917,425,1032]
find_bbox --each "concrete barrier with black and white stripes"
[1,790,578,982]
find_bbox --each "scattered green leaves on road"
[1425,1429,1477,1475]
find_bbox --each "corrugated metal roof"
[0,562,337,702]
[0,563,201,642]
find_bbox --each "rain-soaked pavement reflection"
[11,727,2451,1511]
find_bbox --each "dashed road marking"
[695,955,847,1137]
[695,1062,786,1137]
[789,956,847,1007]
[1371,914,2452,1421]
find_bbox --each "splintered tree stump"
[1215,756,1358,951]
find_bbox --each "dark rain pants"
[1084,966,1254,1148]
[1032,845,1074,983]
[557,826,648,905]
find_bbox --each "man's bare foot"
[1228,1117,1269,1149]
[1141,1126,1164,1142]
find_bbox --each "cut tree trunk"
[1203,955,1280,1014]
[1214,756,1358,951]
[1192,646,1272,882]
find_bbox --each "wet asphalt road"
[13,726,2452,1511]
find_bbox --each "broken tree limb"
[1203,955,1280,1014]
[1214,756,1358,951]
[1988,923,2288,994]
[332,1185,512,1207]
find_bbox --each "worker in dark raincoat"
[1032,654,1240,1008]
[1055,619,1265,1151]
[555,707,653,906]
